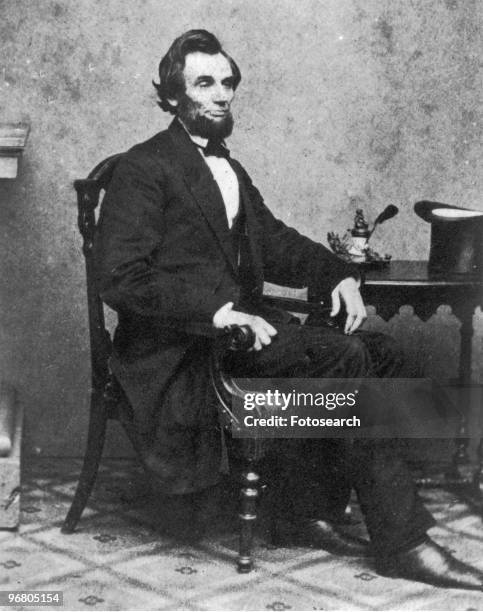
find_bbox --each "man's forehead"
[183,52,233,81]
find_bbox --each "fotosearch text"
[243,414,361,428]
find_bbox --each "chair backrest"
[74,154,123,397]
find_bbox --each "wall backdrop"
[0,0,482,456]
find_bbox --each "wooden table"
[363,260,483,497]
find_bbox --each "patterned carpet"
[1,457,483,611]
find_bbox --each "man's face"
[171,51,235,140]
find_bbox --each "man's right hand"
[213,302,277,351]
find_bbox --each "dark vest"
[229,199,256,308]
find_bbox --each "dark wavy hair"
[152,29,241,114]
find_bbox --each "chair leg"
[61,390,107,534]
[238,465,260,573]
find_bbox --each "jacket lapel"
[167,120,238,273]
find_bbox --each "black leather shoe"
[377,539,483,591]
[271,518,369,557]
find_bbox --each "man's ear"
[167,97,179,108]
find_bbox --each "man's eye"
[198,81,211,88]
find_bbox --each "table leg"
[451,305,474,468]
[473,436,483,492]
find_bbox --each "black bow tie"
[203,140,230,159]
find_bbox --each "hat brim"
[415,201,483,223]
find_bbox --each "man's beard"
[177,94,234,141]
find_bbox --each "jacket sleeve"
[238,164,360,297]
[94,152,237,324]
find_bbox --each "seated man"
[94,29,483,590]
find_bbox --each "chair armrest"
[221,325,256,351]
[262,294,345,329]
[160,320,256,351]
[160,294,335,349]
[261,294,331,316]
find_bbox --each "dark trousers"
[226,321,436,556]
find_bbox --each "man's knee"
[360,332,404,377]
[336,331,405,377]
[385,334,405,370]
[340,335,372,376]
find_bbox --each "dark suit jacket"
[94,119,356,493]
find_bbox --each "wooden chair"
[61,154,331,572]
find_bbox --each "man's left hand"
[330,277,367,335]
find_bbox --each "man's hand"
[213,302,277,351]
[331,277,367,335]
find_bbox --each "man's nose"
[212,85,232,105]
